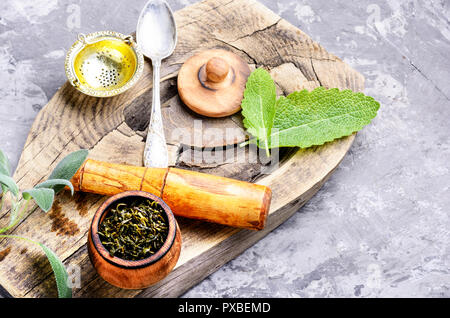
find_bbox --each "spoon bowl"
[137,0,177,60]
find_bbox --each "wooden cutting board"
[0,0,363,297]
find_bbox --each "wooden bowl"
[87,191,181,289]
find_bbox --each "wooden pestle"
[70,159,271,230]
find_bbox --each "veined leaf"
[240,68,380,151]
[0,235,72,298]
[267,88,380,148]
[35,179,74,196]
[22,188,55,212]
[48,149,88,193]
[38,242,72,298]
[0,174,19,197]
[4,200,23,232]
[0,149,11,176]
[241,68,277,155]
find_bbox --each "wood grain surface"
[0,0,363,297]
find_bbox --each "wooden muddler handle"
[70,159,271,230]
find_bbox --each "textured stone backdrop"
[0,0,449,297]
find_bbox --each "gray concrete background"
[0,0,449,297]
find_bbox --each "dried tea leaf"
[98,199,169,261]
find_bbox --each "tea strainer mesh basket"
[65,31,144,97]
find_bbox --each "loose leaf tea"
[98,199,169,261]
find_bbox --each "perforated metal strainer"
[65,31,144,97]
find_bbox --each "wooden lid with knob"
[177,49,251,118]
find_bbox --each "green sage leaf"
[5,200,23,231]
[240,69,380,150]
[240,68,277,156]
[48,149,88,193]
[0,174,19,197]
[35,179,74,196]
[38,242,72,298]
[0,235,72,298]
[22,188,55,212]
[0,149,11,176]
[267,88,380,148]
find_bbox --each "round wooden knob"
[177,49,251,118]
[205,57,230,83]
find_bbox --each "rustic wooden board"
[0,0,364,298]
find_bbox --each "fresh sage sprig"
[240,68,380,154]
[0,149,88,298]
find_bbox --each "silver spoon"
[137,0,177,168]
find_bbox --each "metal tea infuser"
[65,31,144,97]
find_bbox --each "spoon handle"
[143,59,168,168]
